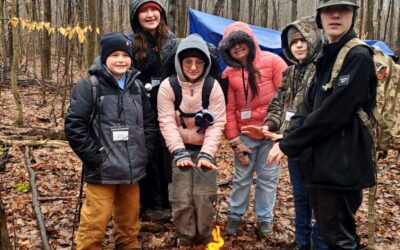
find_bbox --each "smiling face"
[320,5,354,43]
[290,32,308,63]
[229,42,250,66]
[137,6,161,35]
[181,56,206,82]
[105,51,132,79]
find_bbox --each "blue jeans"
[229,134,279,223]
[288,160,327,250]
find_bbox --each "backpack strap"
[169,74,182,111]
[323,38,364,91]
[201,75,215,110]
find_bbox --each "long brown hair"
[246,57,260,100]
[133,18,169,63]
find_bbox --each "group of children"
[65,0,374,250]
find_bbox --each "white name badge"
[111,127,129,142]
[285,110,296,121]
[151,77,161,87]
[240,109,252,120]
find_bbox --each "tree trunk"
[168,0,177,33]
[376,0,383,40]
[177,0,187,37]
[0,0,8,67]
[261,0,269,28]
[383,0,392,41]
[358,0,364,38]
[231,0,240,21]
[0,199,11,250]
[11,0,23,126]
[40,0,51,105]
[272,0,278,30]
[96,0,103,54]
[365,0,374,39]
[86,0,98,66]
[197,0,203,12]
[291,0,298,21]
[109,0,115,31]
[249,0,254,23]
[388,0,395,46]
[77,0,85,69]
[213,0,224,16]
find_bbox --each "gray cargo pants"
[169,150,217,243]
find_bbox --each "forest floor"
[0,78,399,249]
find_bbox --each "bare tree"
[261,0,269,28]
[177,0,187,37]
[365,0,374,39]
[358,0,364,37]
[231,0,240,21]
[383,0,393,41]
[213,0,224,16]
[86,0,99,66]
[168,0,177,33]
[40,0,51,105]
[198,0,203,12]
[291,0,298,21]
[377,0,384,40]
[11,0,23,125]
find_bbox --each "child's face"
[229,42,249,65]
[138,7,161,34]
[182,56,206,83]
[105,51,132,79]
[290,34,308,63]
[321,5,354,43]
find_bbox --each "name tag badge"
[285,109,296,121]
[111,127,129,142]
[151,76,161,87]
[240,108,252,120]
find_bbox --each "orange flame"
[207,225,224,250]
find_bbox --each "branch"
[0,137,68,148]
[24,146,52,250]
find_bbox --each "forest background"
[0,0,399,249]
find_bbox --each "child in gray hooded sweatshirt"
[157,34,226,247]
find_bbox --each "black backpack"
[169,74,214,129]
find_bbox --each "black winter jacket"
[65,57,157,184]
[279,30,377,190]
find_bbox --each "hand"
[176,159,196,167]
[262,128,283,142]
[197,159,217,171]
[267,142,285,165]
[241,125,264,138]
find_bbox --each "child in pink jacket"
[157,34,226,247]
[219,21,287,237]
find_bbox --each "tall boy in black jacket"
[267,0,377,249]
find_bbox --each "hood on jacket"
[281,16,322,65]
[218,22,261,68]
[174,34,211,83]
[129,0,167,32]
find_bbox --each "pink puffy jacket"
[220,22,287,140]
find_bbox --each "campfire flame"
[207,225,224,250]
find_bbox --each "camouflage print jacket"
[265,17,322,132]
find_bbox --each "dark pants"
[169,150,217,242]
[308,188,363,250]
[140,135,172,210]
[288,160,326,249]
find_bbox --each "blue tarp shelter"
[188,8,396,67]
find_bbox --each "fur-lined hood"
[281,16,322,65]
[218,22,261,68]
[129,0,167,32]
